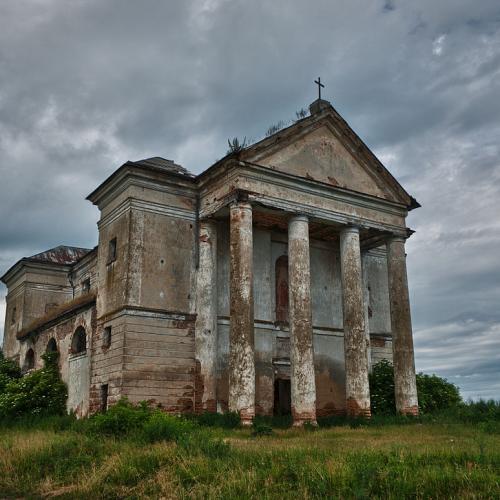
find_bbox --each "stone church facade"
[1,99,419,424]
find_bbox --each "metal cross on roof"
[314,77,325,100]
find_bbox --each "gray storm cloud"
[1,0,499,399]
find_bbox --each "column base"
[292,409,317,427]
[292,418,318,427]
[239,408,255,426]
[399,405,419,416]
[346,398,371,419]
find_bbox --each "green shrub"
[369,360,462,415]
[0,350,22,393]
[369,359,396,415]
[0,351,67,420]
[86,399,205,445]
[188,410,241,428]
[430,399,500,424]
[417,373,461,413]
[252,420,273,437]
[252,414,293,429]
[85,398,150,437]
[142,410,196,443]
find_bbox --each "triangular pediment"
[241,104,416,208]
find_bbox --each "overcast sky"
[1,0,499,400]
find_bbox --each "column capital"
[340,224,360,235]
[387,234,407,244]
[199,218,218,229]
[229,200,252,211]
[288,213,309,224]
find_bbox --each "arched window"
[71,326,87,354]
[24,348,35,371]
[275,255,289,324]
[46,338,58,353]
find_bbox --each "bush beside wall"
[369,359,462,415]
[0,351,67,420]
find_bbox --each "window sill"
[69,351,87,360]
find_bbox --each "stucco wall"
[3,265,74,359]
[17,305,96,418]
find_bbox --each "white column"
[288,215,317,426]
[194,221,218,413]
[387,236,418,415]
[340,226,371,417]
[228,201,255,424]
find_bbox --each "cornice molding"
[88,164,196,210]
[97,196,196,229]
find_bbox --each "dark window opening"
[102,326,112,348]
[24,348,35,371]
[82,278,91,293]
[11,307,16,325]
[273,378,291,416]
[107,238,117,264]
[71,326,87,354]
[100,384,109,412]
[46,338,58,353]
[275,256,289,324]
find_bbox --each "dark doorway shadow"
[273,378,291,416]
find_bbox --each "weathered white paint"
[195,221,218,412]
[340,226,371,417]
[288,215,317,425]
[228,201,255,424]
[387,237,419,415]
[68,353,90,417]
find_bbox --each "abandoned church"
[1,97,420,425]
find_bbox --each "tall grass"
[0,400,499,498]
[1,422,498,498]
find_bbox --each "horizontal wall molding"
[216,316,344,337]
[98,197,196,229]
[99,306,195,323]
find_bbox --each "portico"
[196,189,418,424]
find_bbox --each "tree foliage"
[0,350,22,393]
[369,359,462,415]
[368,359,395,415]
[416,372,461,413]
[0,350,67,420]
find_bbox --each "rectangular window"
[82,278,91,293]
[100,384,109,412]
[107,238,117,264]
[102,326,112,348]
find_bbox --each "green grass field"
[1,420,499,499]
